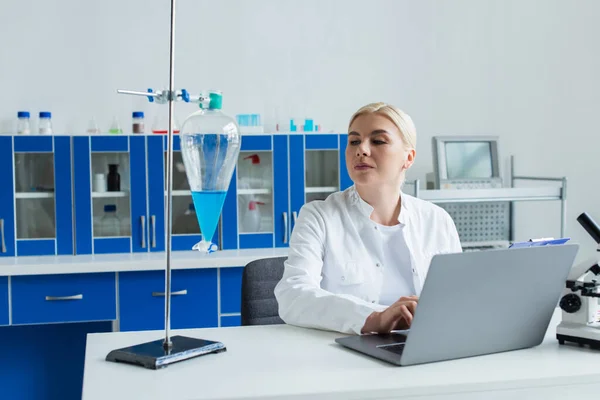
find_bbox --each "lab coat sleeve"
[445,212,463,253]
[274,204,386,335]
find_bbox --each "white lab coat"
[274,185,462,335]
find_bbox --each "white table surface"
[82,309,600,400]
[0,248,288,276]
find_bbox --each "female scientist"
[274,102,462,335]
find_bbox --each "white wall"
[2,0,599,262]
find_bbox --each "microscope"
[556,212,600,349]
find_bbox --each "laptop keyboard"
[377,343,406,355]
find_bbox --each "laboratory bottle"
[17,111,31,134]
[100,205,122,237]
[107,164,121,191]
[132,111,145,134]
[242,200,264,232]
[39,112,53,135]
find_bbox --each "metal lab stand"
[406,156,567,248]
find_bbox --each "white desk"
[83,309,600,400]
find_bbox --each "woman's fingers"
[397,295,418,304]
[398,305,413,326]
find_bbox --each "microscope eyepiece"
[577,212,600,244]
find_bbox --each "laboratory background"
[1,0,599,399]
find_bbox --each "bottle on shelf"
[100,205,122,237]
[242,200,264,233]
[107,164,120,192]
[243,154,263,188]
[16,111,31,135]
[94,173,106,193]
[132,111,145,134]
[38,112,52,135]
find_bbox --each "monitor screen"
[444,141,493,179]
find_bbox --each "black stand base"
[557,333,600,350]
[106,335,226,369]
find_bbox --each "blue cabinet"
[73,136,148,255]
[118,268,218,331]
[11,273,116,325]
[4,133,348,257]
[0,137,15,257]
[0,136,73,257]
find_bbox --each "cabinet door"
[290,134,340,232]
[339,134,353,191]
[74,136,148,255]
[119,269,218,332]
[220,267,243,327]
[232,135,275,249]
[0,277,8,325]
[147,135,166,252]
[12,136,73,256]
[273,135,290,248]
[0,136,15,257]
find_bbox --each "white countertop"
[82,309,600,400]
[0,248,288,276]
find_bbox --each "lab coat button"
[341,276,345,281]
[376,263,381,268]
[371,300,375,303]
[374,226,378,230]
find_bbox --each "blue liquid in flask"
[191,190,227,244]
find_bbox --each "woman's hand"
[361,296,418,334]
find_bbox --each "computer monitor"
[431,135,502,189]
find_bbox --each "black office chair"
[241,256,287,326]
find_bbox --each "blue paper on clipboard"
[509,237,570,249]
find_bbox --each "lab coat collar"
[348,185,410,226]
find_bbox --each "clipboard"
[509,237,570,249]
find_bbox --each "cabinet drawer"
[0,277,8,325]
[119,269,218,332]
[12,273,117,325]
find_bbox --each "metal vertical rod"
[163,0,177,352]
[560,177,567,238]
[509,155,514,242]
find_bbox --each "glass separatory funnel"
[179,91,241,253]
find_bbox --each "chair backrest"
[241,256,286,326]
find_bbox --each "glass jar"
[132,111,145,134]
[17,111,31,135]
[39,111,53,135]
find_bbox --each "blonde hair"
[348,102,417,149]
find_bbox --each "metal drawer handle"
[283,212,288,244]
[0,219,6,253]
[292,211,298,227]
[45,294,83,301]
[152,290,187,297]
[151,215,157,248]
[140,216,146,248]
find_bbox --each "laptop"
[335,244,579,366]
